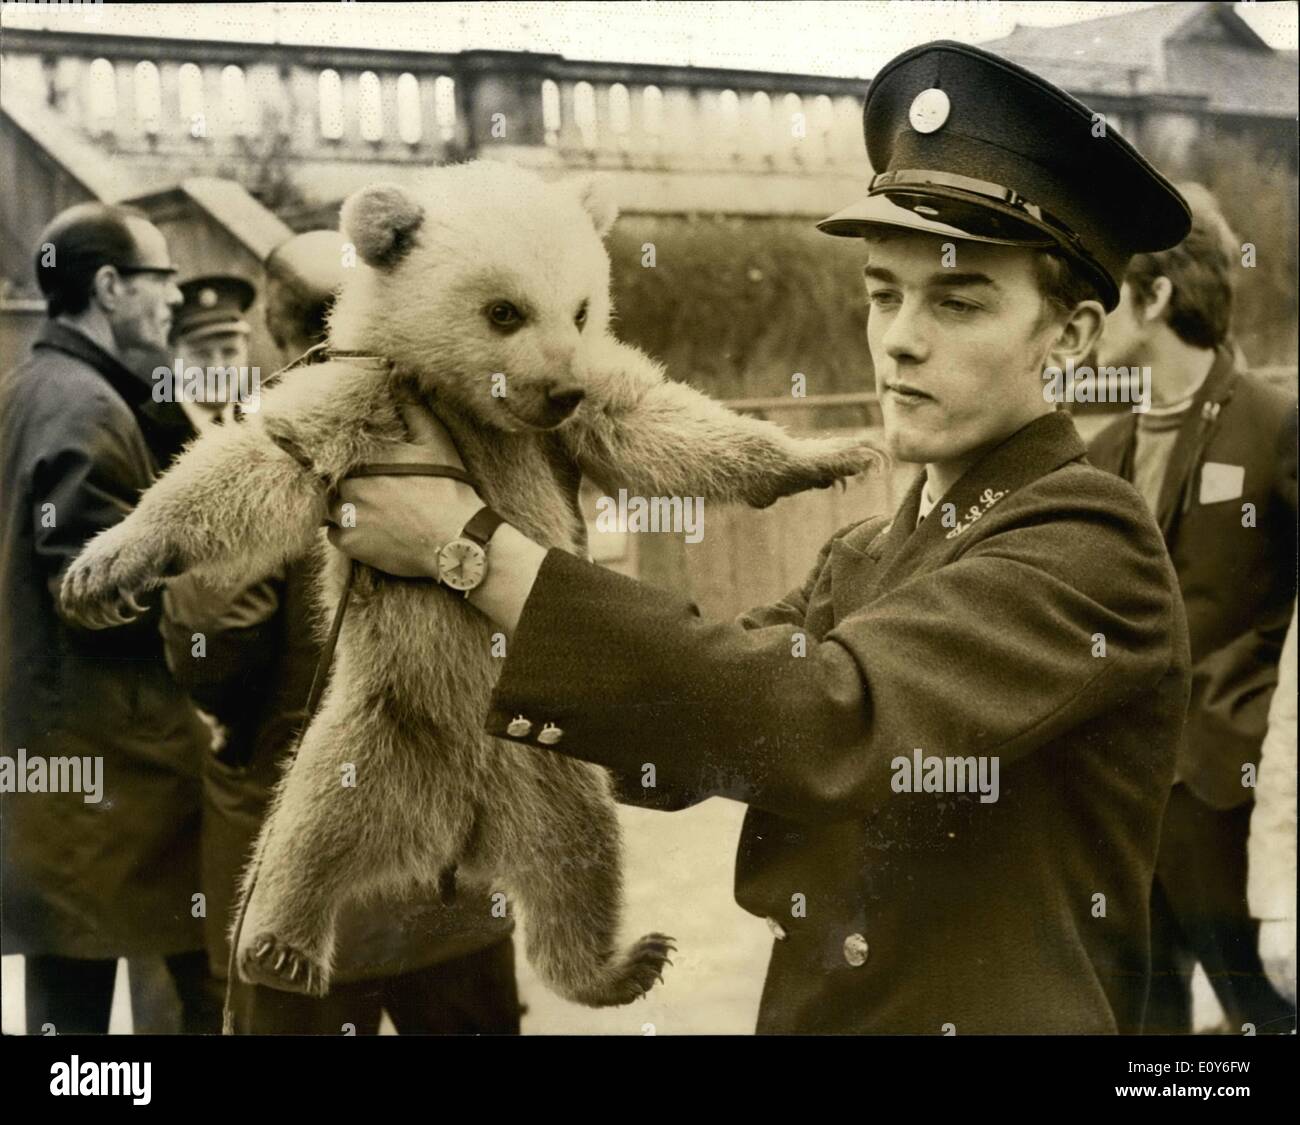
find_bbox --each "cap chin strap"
[870,168,1113,298]
[872,170,1060,223]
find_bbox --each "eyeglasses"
[113,265,178,281]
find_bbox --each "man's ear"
[574,175,618,237]
[91,263,121,311]
[1140,276,1173,324]
[340,183,424,270]
[1045,299,1106,370]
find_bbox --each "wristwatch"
[436,506,506,594]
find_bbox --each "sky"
[2,2,1296,79]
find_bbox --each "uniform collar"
[915,478,938,526]
[845,411,1086,592]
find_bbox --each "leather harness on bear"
[222,347,482,1032]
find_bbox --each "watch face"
[437,538,487,591]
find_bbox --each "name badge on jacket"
[1199,462,1245,505]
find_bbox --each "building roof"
[126,179,294,263]
[980,1,1295,115]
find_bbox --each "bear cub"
[61,161,881,1007]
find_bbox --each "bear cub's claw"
[59,524,163,630]
[745,437,885,509]
[238,932,327,997]
[610,932,677,1005]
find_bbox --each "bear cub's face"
[333,161,619,433]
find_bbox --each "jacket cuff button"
[506,715,532,737]
[537,723,564,745]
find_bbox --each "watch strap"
[349,462,476,485]
[460,505,506,547]
[339,462,488,592]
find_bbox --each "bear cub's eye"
[574,300,588,331]
[487,301,524,330]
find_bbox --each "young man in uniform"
[324,43,1195,1033]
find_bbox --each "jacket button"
[506,715,532,737]
[843,933,869,967]
[537,723,564,746]
[766,917,788,941]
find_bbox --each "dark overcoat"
[0,322,208,958]
[485,410,1190,1033]
[1088,351,1298,809]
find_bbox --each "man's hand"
[327,400,482,579]
[328,398,549,635]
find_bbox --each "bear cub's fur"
[62,161,880,1007]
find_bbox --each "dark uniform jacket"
[485,411,1190,1034]
[1089,351,1298,809]
[160,553,515,982]
[0,321,207,958]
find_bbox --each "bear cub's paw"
[595,931,677,1007]
[59,521,171,629]
[238,932,328,997]
[746,435,886,509]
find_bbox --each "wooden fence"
[583,393,911,620]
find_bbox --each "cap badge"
[198,287,218,308]
[908,88,950,134]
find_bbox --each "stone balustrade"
[1,28,871,174]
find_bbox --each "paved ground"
[514,799,770,1035]
[2,796,1223,1034]
[0,799,771,1036]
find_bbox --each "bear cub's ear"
[340,183,425,269]
[575,175,619,238]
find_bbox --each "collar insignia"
[944,487,1008,539]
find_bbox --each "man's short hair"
[1122,184,1235,350]
[35,203,153,319]
[263,230,347,353]
[1033,250,1104,329]
[264,276,331,352]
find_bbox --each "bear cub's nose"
[546,383,586,418]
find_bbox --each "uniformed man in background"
[323,42,1197,1033]
[170,275,257,433]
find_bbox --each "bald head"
[35,203,174,318]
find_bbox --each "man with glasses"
[0,203,218,1033]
